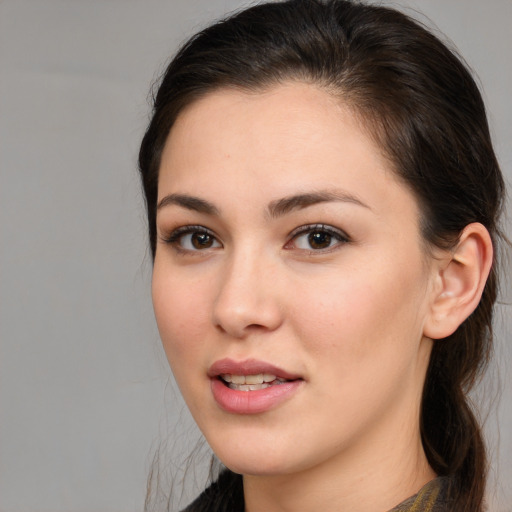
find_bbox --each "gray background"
[0,0,510,511]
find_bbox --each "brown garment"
[389,477,450,512]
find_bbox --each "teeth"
[228,383,272,391]
[230,374,246,384]
[221,373,278,385]
[220,373,290,391]
[245,374,262,384]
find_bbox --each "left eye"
[288,225,349,251]
[180,231,221,250]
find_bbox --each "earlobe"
[423,223,493,340]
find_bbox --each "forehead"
[158,82,418,222]
[166,83,363,158]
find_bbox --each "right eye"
[163,226,222,252]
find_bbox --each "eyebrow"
[267,190,370,218]
[156,189,370,217]
[156,193,220,215]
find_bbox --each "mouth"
[208,358,302,385]
[208,358,303,414]
[219,373,290,391]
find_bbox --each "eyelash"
[161,223,350,254]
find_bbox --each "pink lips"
[208,358,303,414]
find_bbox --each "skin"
[152,82,444,512]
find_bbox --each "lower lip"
[210,378,303,414]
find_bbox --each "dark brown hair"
[139,1,505,510]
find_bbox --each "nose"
[212,250,283,338]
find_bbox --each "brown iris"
[308,231,332,249]
[191,232,214,249]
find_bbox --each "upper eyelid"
[160,224,220,243]
[172,225,215,235]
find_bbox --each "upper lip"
[208,358,302,381]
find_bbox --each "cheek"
[291,256,430,367]
[151,270,217,421]
[151,267,211,366]
[287,260,432,444]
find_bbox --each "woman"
[139,0,506,510]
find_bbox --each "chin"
[220,455,295,477]
[207,431,323,478]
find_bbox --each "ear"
[423,223,493,340]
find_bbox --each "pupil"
[308,231,331,249]
[192,233,212,249]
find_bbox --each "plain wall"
[1,1,510,511]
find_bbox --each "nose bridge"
[212,244,282,337]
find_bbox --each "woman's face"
[152,83,438,477]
